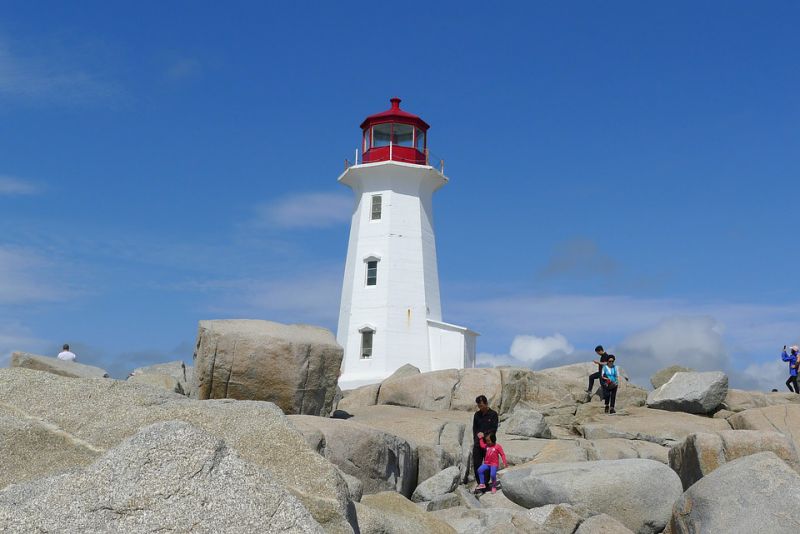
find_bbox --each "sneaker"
[610,408,616,414]
[604,406,610,413]
[476,484,485,490]
[491,487,497,494]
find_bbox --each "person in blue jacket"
[601,355,620,414]
[782,345,799,393]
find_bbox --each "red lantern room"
[360,97,430,165]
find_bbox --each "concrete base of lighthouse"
[338,320,478,390]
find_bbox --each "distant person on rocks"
[602,355,619,414]
[781,345,799,393]
[472,395,498,486]
[587,345,613,400]
[57,344,76,362]
[475,432,507,494]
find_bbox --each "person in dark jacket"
[586,345,612,400]
[472,395,498,487]
[782,345,799,393]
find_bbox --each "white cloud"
[0,39,119,104]
[0,245,75,304]
[254,192,352,229]
[509,333,574,364]
[616,316,729,387]
[0,175,40,195]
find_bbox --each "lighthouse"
[336,97,477,390]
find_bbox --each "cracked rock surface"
[0,421,323,533]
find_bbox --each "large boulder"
[11,351,109,379]
[128,360,193,396]
[0,368,355,533]
[722,388,800,412]
[289,415,417,497]
[650,365,693,389]
[0,421,323,532]
[193,319,342,416]
[501,458,683,534]
[669,452,800,534]
[579,406,731,446]
[356,492,456,534]
[411,466,460,503]
[729,404,800,446]
[0,414,100,488]
[345,405,473,483]
[669,430,800,489]
[576,514,635,534]
[501,408,551,438]
[645,371,728,414]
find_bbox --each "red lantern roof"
[360,98,430,165]
[360,97,430,131]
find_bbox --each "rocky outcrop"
[669,452,800,534]
[721,388,800,412]
[669,430,800,489]
[579,406,731,446]
[11,351,109,379]
[501,458,683,534]
[645,371,728,414]
[0,368,355,533]
[345,405,473,483]
[411,466,460,503]
[649,365,693,389]
[535,362,647,410]
[729,404,800,447]
[0,421,323,532]
[500,408,551,438]
[0,413,100,489]
[575,514,634,534]
[289,415,417,497]
[193,319,342,416]
[128,360,193,396]
[356,491,456,534]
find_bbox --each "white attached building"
[336,98,477,390]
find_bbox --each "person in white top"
[57,343,77,362]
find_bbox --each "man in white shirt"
[57,344,77,362]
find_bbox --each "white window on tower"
[371,195,382,220]
[360,328,374,359]
[366,260,378,286]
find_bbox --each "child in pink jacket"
[476,432,507,493]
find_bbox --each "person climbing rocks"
[587,345,613,400]
[782,345,799,393]
[57,344,77,362]
[602,355,620,414]
[475,432,507,494]
[472,395,498,486]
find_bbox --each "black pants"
[588,371,602,391]
[787,376,799,393]
[472,443,485,483]
[605,386,617,408]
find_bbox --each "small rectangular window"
[414,128,425,150]
[371,195,382,220]
[361,330,374,359]
[366,260,378,286]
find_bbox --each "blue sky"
[1,2,798,388]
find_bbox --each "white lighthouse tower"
[336,97,477,390]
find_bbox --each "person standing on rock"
[602,355,619,414]
[587,345,612,400]
[781,345,799,393]
[472,395,498,487]
[57,344,76,362]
